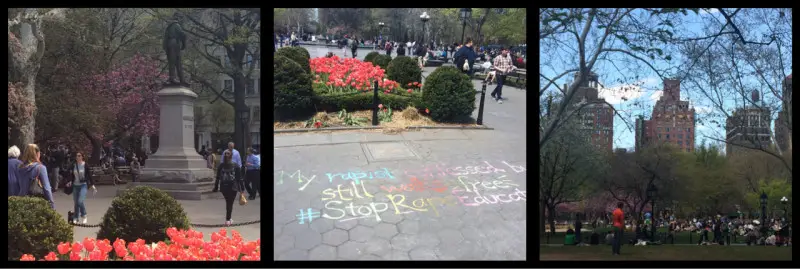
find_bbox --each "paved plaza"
[272,54,528,259]
[49,185,262,243]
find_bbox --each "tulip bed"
[18,227,260,261]
[308,56,425,114]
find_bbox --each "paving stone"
[359,254,383,260]
[274,234,294,255]
[381,250,411,260]
[294,231,322,250]
[322,229,349,246]
[308,244,337,260]
[277,248,308,260]
[337,241,368,260]
[363,237,392,257]
[397,219,421,234]
[437,229,464,244]
[349,225,375,242]
[409,247,439,260]
[373,222,399,239]
[334,219,359,230]
[310,218,335,234]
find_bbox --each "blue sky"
[540,8,792,151]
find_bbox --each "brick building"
[725,90,772,157]
[635,79,696,152]
[774,74,792,153]
[567,72,614,153]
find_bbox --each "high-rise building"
[775,74,792,153]
[635,79,696,152]
[725,90,772,157]
[566,72,614,153]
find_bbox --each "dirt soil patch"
[274,107,481,134]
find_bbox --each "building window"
[251,132,260,145]
[658,127,662,132]
[224,80,232,90]
[224,56,230,68]
[658,134,662,139]
[246,79,255,96]
[666,134,670,139]
[678,134,683,139]
[678,140,682,145]
[687,128,691,133]
[252,106,260,122]
[666,127,670,132]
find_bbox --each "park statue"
[164,12,187,86]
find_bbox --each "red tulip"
[72,242,83,254]
[69,252,82,261]
[378,104,384,109]
[407,89,413,93]
[314,121,322,128]
[20,254,36,261]
[83,237,96,252]
[426,108,430,114]
[57,242,71,255]
[44,252,59,261]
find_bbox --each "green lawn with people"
[540,226,758,245]
[540,245,792,260]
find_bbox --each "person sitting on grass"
[564,228,576,245]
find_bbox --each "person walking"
[206,146,217,170]
[245,148,261,200]
[454,38,477,76]
[575,214,583,245]
[350,36,359,58]
[217,150,243,226]
[213,142,241,192]
[8,146,23,197]
[130,156,141,182]
[16,144,56,209]
[65,152,96,224]
[397,42,406,56]
[490,47,514,104]
[612,202,625,255]
[384,41,393,56]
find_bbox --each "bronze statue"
[164,12,187,86]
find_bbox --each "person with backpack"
[217,149,244,226]
[64,151,96,224]
[397,42,406,56]
[454,38,477,76]
[16,144,56,209]
[350,36,359,58]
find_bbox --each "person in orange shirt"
[612,202,625,255]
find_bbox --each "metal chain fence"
[69,219,260,229]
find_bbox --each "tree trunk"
[540,201,547,238]
[548,205,557,234]
[232,72,247,164]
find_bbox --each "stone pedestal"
[119,86,216,200]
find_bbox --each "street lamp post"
[646,183,658,241]
[420,12,430,46]
[459,8,472,44]
[378,22,385,46]
[781,196,789,220]
[760,192,768,232]
[237,107,250,165]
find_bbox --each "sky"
[540,8,792,152]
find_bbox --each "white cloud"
[694,106,713,114]
[650,90,663,102]
[598,84,645,105]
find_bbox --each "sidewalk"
[49,185,261,243]
[274,125,527,259]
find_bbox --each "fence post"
[477,82,487,125]
[373,80,379,126]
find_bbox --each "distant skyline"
[540,8,792,153]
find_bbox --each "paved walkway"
[49,185,261,243]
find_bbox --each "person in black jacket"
[397,42,406,56]
[453,38,477,76]
[64,151,96,224]
[217,150,244,226]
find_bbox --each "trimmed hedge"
[372,54,392,70]
[387,56,422,88]
[8,196,73,260]
[276,46,311,73]
[274,55,315,121]
[421,66,476,122]
[364,51,380,63]
[97,186,191,245]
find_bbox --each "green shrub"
[276,46,311,73]
[387,56,422,88]
[364,51,380,63]
[97,186,191,244]
[421,66,476,122]
[8,196,73,260]
[372,54,392,70]
[274,55,315,121]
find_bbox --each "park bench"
[425,59,445,67]
[508,69,527,89]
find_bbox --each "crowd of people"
[8,140,261,227]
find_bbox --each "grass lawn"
[541,226,751,245]
[540,245,792,260]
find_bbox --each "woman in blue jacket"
[16,144,56,209]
